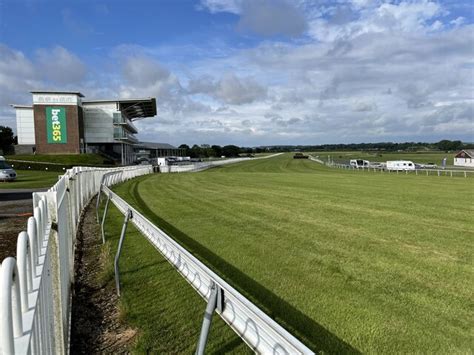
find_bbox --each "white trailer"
[386,160,415,171]
[350,159,370,168]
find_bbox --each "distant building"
[12,91,157,165]
[135,142,185,161]
[454,150,474,167]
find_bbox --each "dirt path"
[70,198,136,354]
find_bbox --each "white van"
[0,156,17,181]
[350,159,370,168]
[386,160,415,171]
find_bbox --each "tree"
[0,126,15,155]
[436,140,462,152]
[190,144,202,158]
[211,145,222,157]
[179,144,191,156]
[222,145,241,157]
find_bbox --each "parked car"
[0,156,17,181]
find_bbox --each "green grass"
[0,169,60,189]
[6,153,107,165]
[312,150,456,165]
[108,153,473,353]
[100,199,251,353]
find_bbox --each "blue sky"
[0,0,473,146]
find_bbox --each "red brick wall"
[33,105,84,154]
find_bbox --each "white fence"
[100,184,313,354]
[160,154,283,173]
[0,165,152,354]
[309,156,474,178]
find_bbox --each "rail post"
[196,281,222,355]
[114,209,132,296]
[101,192,111,244]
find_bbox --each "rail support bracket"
[101,193,111,244]
[114,209,132,296]
[195,281,224,355]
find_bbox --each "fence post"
[114,209,132,296]
[0,257,23,354]
[195,282,220,355]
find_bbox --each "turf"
[6,153,107,165]
[110,153,473,353]
[100,196,251,353]
[0,169,60,189]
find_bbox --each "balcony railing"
[113,112,138,134]
[114,127,138,143]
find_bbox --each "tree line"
[180,140,471,158]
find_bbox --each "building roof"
[10,105,33,109]
[30,90,85,97]
[83,98,157,120]
[138,142,178,150]
[455,149,474,158]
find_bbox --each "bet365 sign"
[46,107,67,143]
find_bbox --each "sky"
[0,0,473,146]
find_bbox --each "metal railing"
[0,165,152,354]
[99,183,313,354]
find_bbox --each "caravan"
[386,160,415,171]
[350,159,370,168]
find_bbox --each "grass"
[99,199,251,353]
[6,153,107,165]
[0,169,60,189]
[107,153,473,353]
[311,150,457,165]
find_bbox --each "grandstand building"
[11,91,157,164]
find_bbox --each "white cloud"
[237,0,307,37]
[36,46,87,85]
[122,56,170,87]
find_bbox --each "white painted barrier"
[0,165,152,354]
[160,154,283,173]
[309,156,474,177]
[100,183,313,354]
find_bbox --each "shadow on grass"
[129,181,360,354]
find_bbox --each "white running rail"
[100,184,313,354]
[0,165,152,354]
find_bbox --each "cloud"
[36,46,87,85]
[198,0,241,14]
[199,0,307,37]
[307,0,446,42]
[188,74,267,105]
[122,56,170,87]
[237,0,307,37]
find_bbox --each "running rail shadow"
[128,180,360,354]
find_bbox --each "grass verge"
[0,169,60,189]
